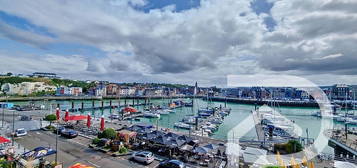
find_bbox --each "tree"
[98,128,116,139]
[44,114,57,126]
[6,72,12,76]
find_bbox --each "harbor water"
[12,98,357,154]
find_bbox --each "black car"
[60,129,78,138]
[158,160,186,168]
[53,126,66,134]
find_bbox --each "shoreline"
[3,95,355,109]
[0,95,204,102]
[207,96,336,108]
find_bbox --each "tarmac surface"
[15,130,162,168]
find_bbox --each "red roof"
[123,107,138,113]
[0,136,11,144]
[67,115,88,121]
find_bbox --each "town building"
[70,87,83,96]
[31,72,59,79]
[106,83,120,96]
[119,87,136,96]
[332,84,350,100]
[56,86,83,96]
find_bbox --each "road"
[15,130,161,168]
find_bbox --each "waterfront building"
[332,84,350,100]
[56,86,82,96]
[135,88,145,96]
[120,86,136,96]
[70,87,82,96]
[106,83,120,96]
[144,88,163,96]
[56,86,71,96]
[95,85,107,97]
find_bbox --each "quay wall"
[0,95,204,102]
[206,96,319,108]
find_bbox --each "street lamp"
[12,103,15,146]
[55,116,59,164]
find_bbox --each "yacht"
[174,122,191,130]
[143,111,160,118]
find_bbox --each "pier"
[327,129,357,164]
[66,103,153,112]
[251,109,265,142]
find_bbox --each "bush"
[92,138,100,145]
[45,125,56,131]
[119,146,128,154]
[98,128,116,140]
[286,140,302,153]
[274,140,303,154]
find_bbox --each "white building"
[120,87,136,96]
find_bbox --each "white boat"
[174,122,191,129]
[157,110,170,115]
[345,118,357,125]
[143,112,160,118]
[109,114,120,119]
[167,109,175,113]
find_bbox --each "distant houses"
[56,86,83,96]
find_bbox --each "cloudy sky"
[0,0,356,87]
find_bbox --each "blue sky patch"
[0,11,56,38]
[250,0,277,31]
[132,0,201,13]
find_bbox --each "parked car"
[60,129,78,138]
[131,151,155,165]
[53,126,66,134]
[158,160,186,168]
[20,115,32,121]
[15,128,27,137]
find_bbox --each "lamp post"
[12,104,15,146]
[55,117,59,164]
[1,101,4,128]
[2,93,7,128]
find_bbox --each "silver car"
[15,128,27,137]
[131,151,155,164]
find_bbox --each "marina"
[9,98,357,141]
[5,97,357,167]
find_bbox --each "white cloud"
[0,0,356,86]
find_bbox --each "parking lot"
[15,130,162,168]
